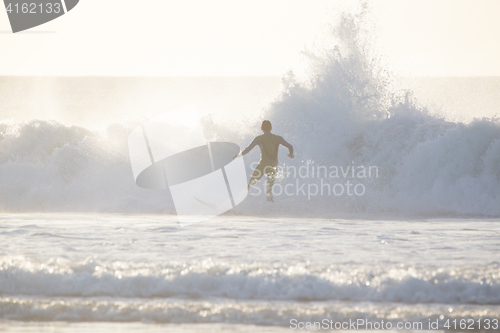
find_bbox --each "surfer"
[233,120,294,202]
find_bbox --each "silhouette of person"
[233,120,294,202]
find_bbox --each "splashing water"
[0,7,499,217]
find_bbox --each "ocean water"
[0,214,499,332]
[1,10,500,333]
[397,77,500,123]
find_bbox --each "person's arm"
[233,138,259,159]
[279,137,294,158]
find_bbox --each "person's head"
[261,120,272,133]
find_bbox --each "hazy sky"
[1,0,499,76]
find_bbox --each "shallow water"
[0,322,442,333]
[0,214,498,331]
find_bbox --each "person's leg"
[248,163,265,190]
[264,164,277,202]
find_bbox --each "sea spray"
[0,7,499,216]
[256,7,500,216]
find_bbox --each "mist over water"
[0,76,281,129]
[0,10,499,217]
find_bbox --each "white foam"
[0,257,498,305]
[0,297,498,327]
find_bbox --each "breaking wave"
[0,7,499,217]
[1,257,499,305]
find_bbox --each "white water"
[0,214,499,330]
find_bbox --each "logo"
[128,105,248,225]
[3,0,79,33]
